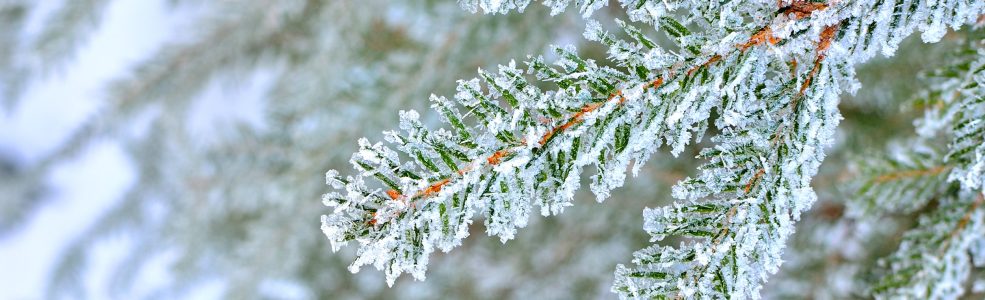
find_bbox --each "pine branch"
[849,36,984,216]
[614,1,984,297]
[323,6,800,286]
[850,144,953,215]
[323,0,985,296]
[871,192,985,299]
[0,0,30,108]
[852,33,985,298]
[948,91,985,190]
[322,46,673,285]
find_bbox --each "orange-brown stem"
[782,1,828,19]
[800,25,839,95]
[939,193,984,254]
[741,1,829,54]
[744,169,767,194]
[872,166,950,183]
[688,55,722,76]
[419,178,450,198]
[649,77,665,89]
[539,91,625,146]
[817,24,838,52]
[742,27,781,51]
[486,149,511,165]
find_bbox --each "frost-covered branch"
[850,144,952,215]
[871,192,985,299]
[322,0,985,297]
[852,37,985,298]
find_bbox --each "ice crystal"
[323,0,985,297]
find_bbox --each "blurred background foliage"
[0,0,978,299]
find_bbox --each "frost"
[325,169,344,189]
[870,193,984,299]
[323,0,985,297]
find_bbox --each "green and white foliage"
[947,67,985,193]
[849,141,950,215]
[849,42,984,216]
[870,191,984,299]
[850,37,985,299]
[322,0,985,298]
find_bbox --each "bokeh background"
[0,1,972,299]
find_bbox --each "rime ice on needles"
[614,0,983,297]
[322,38,666,285]
[849,46,985,217]
[946,55,985,191]
[848,141,950,216]
[323,0,985,297]
[870,193,985,299]
[855,39,985,299]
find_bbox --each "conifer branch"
[872,166,951,183]
[322,0,985,296]
[852,33,985,299]
[870,191,985,299]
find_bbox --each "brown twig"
[938,193,985,255]
[539,91,627,146]
[799,24,839,95]
[687,55,722,76]
[872,166,951,183]
[745,169,767,194]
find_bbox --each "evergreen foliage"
[2,0,984,299]
[322,0,985,298]
[850,38,985,298]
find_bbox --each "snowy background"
[0,1,219,298]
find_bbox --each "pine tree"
[2,0,984,299]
